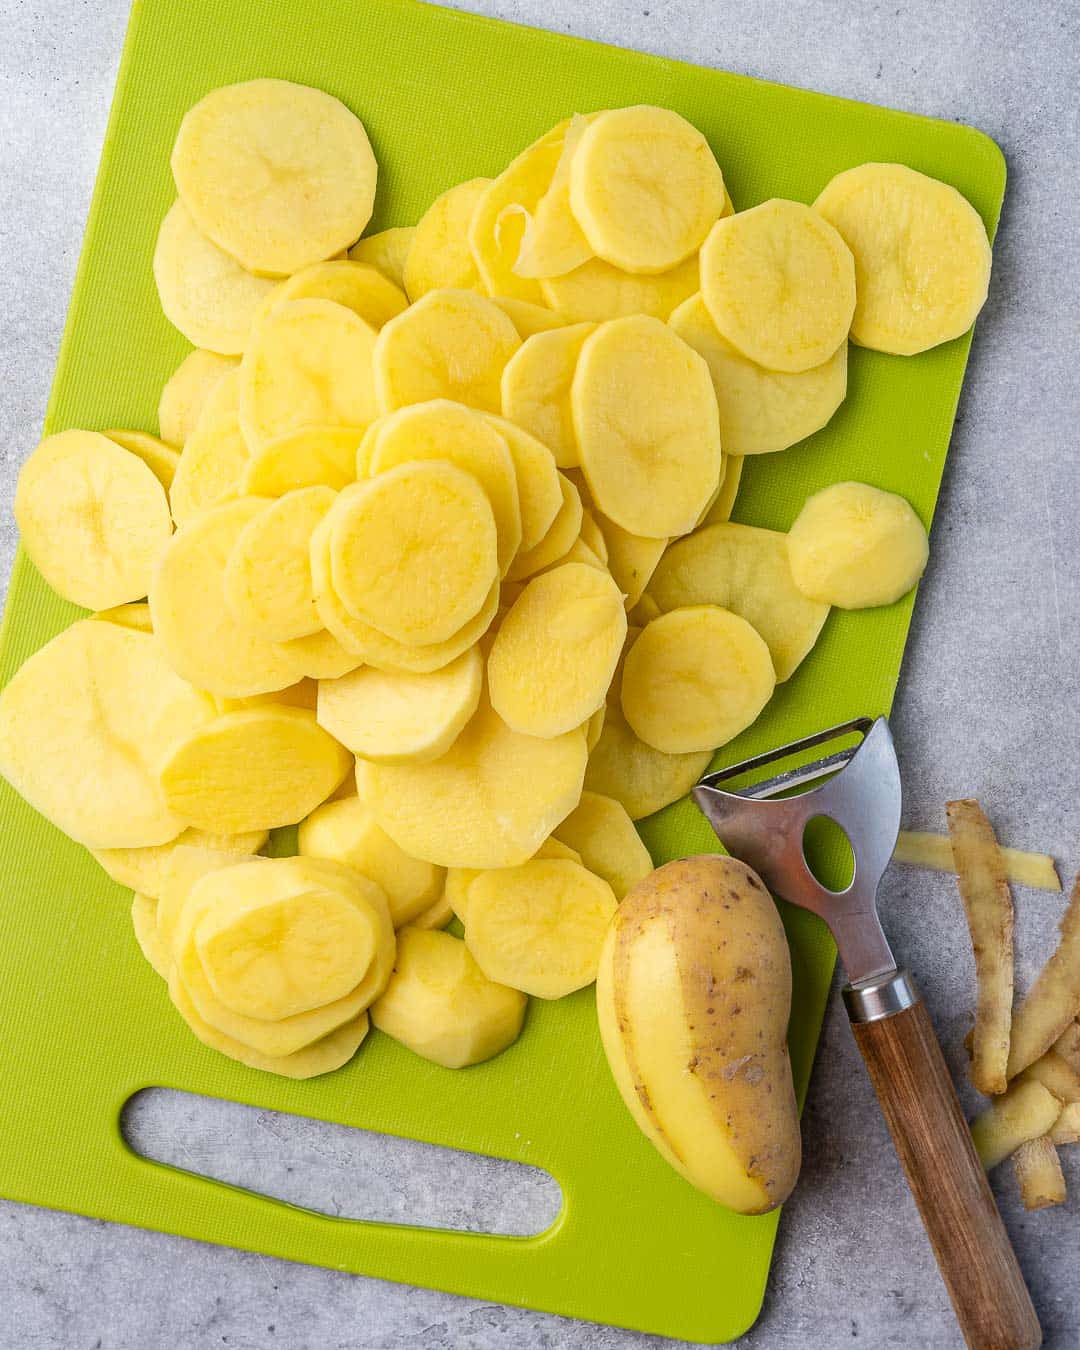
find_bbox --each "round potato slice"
[482,415,561,552]
[255,260,407,331]
[670,293,849,455]
[168,369,251,527]
[317,648,482,761]
[132,892,170,979]
[374,288,522,413]
[105,430,180,492]
[700,200,856,373]
[223,486,335,642]
[158,349,239,447]
[489,563,627,738]
[172,79,377,276]
[404,178,491,299]
[329,462,498,646]
[349,226,416,290]
[241,425,361,496]
[0,621,213,848]
[572,316,722,537]
[15,430,173,609]
[153,200,278,354]
[584,698,711,821]
[570,106,726,274]
[93,825,267,897]
[814,162,992,354]
[501,322,594,468]
[465,858,616,998]
[240,299,379,453]
[364,697,587,868]
[553,790,652,900]
[622,607,775,754]
[491,296,567,339]
[786,481,929,608]
[541,253,699,324]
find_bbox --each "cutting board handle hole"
[122,1088,562,1236]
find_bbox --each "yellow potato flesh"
[482,415,562,551]
[404,178,491,299]
[669,294,848,455]
[105,430,180,492]
[570,106,726,274]
[488,562,627,738]
[512,114,595,280]
[317,648,482,762]
[648,522,830,682]
[160,706,351,833]
[410,893,454,930]
[373,288,521,414]
[242,425,361,495]
[446,836,581,925]
[223,487,335,642]
[489,296,567,338]
[815,163,991,355]
[554,791,652,900]
[132,893,170,979]
[700,199,855,373]
[501,322,594,468]
[278,627,363,681]
[541,253,698,324]
[584,697,711,821]
[171,78,377,276]
[787,481,929,608]
[92,825,267,896]
[506,473,582,581]
[349,226,416,290]
[257,260,407,330]
[156,844,256,954]
[0,621,213,848]
[158,348,238,447]
[372,927,527,1067]
[15,430,173,610]
[465,858,616,998]
[592,514,667,609]
[703,454,743,526]
[168,369,251,527]
[572,316,722,537]
[91,602,153,633]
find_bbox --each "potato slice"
[363,697,587,868]
[482,415,562,551]
[541,253,699,324]
[787,482,929,609]
[93,826,267,896]
[349,226,415,290]
[572,316,721,537]
[592,515,667,610]
[892,830,1061,892]
[445,836,581,926]
[1007,875,1080,1078]
[648,522,829,682]
[700,200,855,373]
[669,294,848,455]
[1013,1137,1066,1210]
[578,509,608,564]
[704,455,743,526]
[570,106,725,274]
[105,430,180,492]
[240,298,379,452]
[0,621,213,848]
[151,497,310,696]
[465,858,616,998]
[255,260,407,330]
[365,401,521,574]
[490,296,566,338]
[91,602,153,633]
[1050,1101,1080,1145]
[317,648,481,762]
[489,562,626,738]
[501,322,595,468]
[15,430,173,609]
[506,473,583,581]
[329,462,497,646]
[158,349,238,447]
[156,843,255,953]
[153,200,277,353]
[372,927,526,1067]
[132,892,170,979]
[513,113,595,280]
[280,628,363,681]
[584,698,710,821]
[553,790,653,900]
[242,425,361,496]
[172,79,377,276]
[584,704,606,752]
[223,487,335,642]
[1020,1050,1080,1104]
[971,1080,1062,1170]
[815,163,991,355]
[373,288,521,413]
[404,178,491,299]
[168,369,251,527]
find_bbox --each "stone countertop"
[2,0,1079,1345]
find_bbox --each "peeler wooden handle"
[846,972,1041,1350]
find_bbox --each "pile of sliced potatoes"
[0,79,990,1078]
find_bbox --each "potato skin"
[596,854,800,1213]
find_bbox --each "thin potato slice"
[578,509,608,564]
[700,200,855,373]
[704,455,744,526]
[349,227,415,290]
[584,704,606,752]
[506,473,583,581]
[465,858,617,998]
[490,296,566,338]
[93,826,267,897]
[1012,1137,1066,1210]
[156,844,255,953]
[158,349,238,447]
[168,369,250,527]
[374,288,521,413]
[1007,875,1080,1078]
[553,790,652,900]
[482,415,562,552]
[15,430,173,609]
[404,179,491,299]
[593,515,667,610]
[444,836,581,926]
[892,831,1061,892]
[513,114,595,280]
[572,316,722,537]
[105,430,180,492]
[242,425,361,495]
[584,698,711,821]
[541,253,698,324]
[410,892,454,930]
[971,1080,1062,1170]
[255,260,406,330]
[501,323,594,468]
[280,628,363,681]
[91,602,153,633]
[132,892,170,979]
[172,79,377,276]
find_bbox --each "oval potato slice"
[404,178,491,299]
[104,430,180,492]
[501,322,595,468]
[158,348,238,447]
[242,425,361,496]
[553,790,653,900]
[349,226,416,290]
[584,697,711,821]
[168,369,251,528]
[541,253,698,324]
[255,260,407,331]
[482,415,561,552]
[93,825,267,897]
[505,472,583,581]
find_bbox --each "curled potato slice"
[501,322,594,468]
[570,106,726,274]
[553,790,652,900]
[491,296,566,339]
[158,349,238,447]
[168,369,251,527]
[349,227,416,290]
[622,607,775,754]
[513,114,595,280]
[255,260,407,331]
[700,200,855,373]
[489,562,627,738]
[541,253,698,324]
[404,178,491,299]
[584,697,711,821]
[814,163,991,355]
[374,288,521,413]
[572,316,722,537]
[93,825,267,896]
[242,425,361,495]
[670,294,848,455]
[132,892,170,979]
[15,430,173,609]
[172,79,377,276]
[482,415,561,552]
[506,472,583,581]
[105,430,180,492]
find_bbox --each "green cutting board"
[0,0,1004,1340]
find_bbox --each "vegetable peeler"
[692,716,1041,1350]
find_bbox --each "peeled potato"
[584,697,711,821]
[255,260,407,331]
[512,113,595,280]
[465,858,616,998]
[572,316,722,537]
[670,294,848,455]
[172,79,377,276]
[786,481,929,608]
[373,288,521,413]
[156,843,254,953]
[445,835,580,926]
[317,648,482,762]
[570,106,725,274]
[280,627,363,681]
[93,825,267,896]
[490,296,567,338]
[410,892,454,930]
[15,430,173,609]
[132,892,170,979]
[349,226,415,290]
[91,602,153,633]
[168,369,251,527]
[501,322,594,468]
[372,927,527,1067]
[541,253,698,324]
[158,348,238,447]
[815,163,991,355]
[554,790,652,899]
[105,430,180,492]
[648,522,830,681]
[404,178,491,299]
[592,514,667,609]
[489,562,627,738]
[704,454,743,526]
[506,473,583,581]
[242,425,361,495]
[482,415,562,551]
[700,200,855,373]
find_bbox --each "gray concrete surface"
[2,0,1079,1345]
